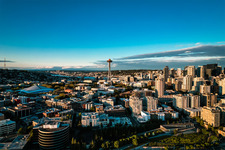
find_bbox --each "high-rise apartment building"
[175,79,183,91]
[173,95,189,109]
[201,106,220,127]
[146,96,158,111]
[219,78,225,95]
[200,66,206,78]
[155,76,165,97]
[129,96,143,115]
[187,66,195,76]
[170,68,175,77]
[163,66,169,82]
[192,77,204,92]
[182,75,193,91]
[201,93,217,107]
[200,84,211,94]
[177,68,182,77]
[189,95,200,108]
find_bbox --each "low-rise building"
[184,107,202,117]
[8,104,32,118]
[8,135,29,150]
[108,116,132,126]
[81,112,109,127]
[99,97,115,106]
[0,113,4,120]
[13,96,30,104]
[0,119,16,135]
[160,123,195,133]
[95,103,104,113]
[119,98,129,108]
[43,108,60,117]
[140,111,179,122]
[104,105,126,116]
[218,127,225,137]
[34,121,70,150]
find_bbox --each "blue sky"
[0,0,225,70]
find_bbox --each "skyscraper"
[155,76,165,97]
[170,68,175,77]
[201,93,217,107]
[182,75,193,91]
[200,66,206,78]
[187,66,195,76]
[173,95,189,109]
[129,96,143,115]
[146,96,158,111]
[189,95,200,108]
[163,66,169,82]
[177,68,182,76]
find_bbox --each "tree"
[101,143,105,149]
[105,141,110,149]
[27,125,33,133]
[90,106,95,112]
[114,141,120,149]
[71,137,74,144]
[132,138,138,146]
[17,127,23,135]
[27,130,33,141]
[167,120,170,124]
[90,140,95,149]
[174,129,178,135]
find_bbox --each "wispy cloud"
[118,45,225,60]
[195,42,201,45]
[34,64,108,70]
[217,41,225,44]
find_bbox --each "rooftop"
[105,105,125,111]
[0,119,16,126]
[8,135,29,150]
[40,122,69,132]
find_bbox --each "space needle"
[107,59,112,83]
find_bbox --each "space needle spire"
[107,59,112,83]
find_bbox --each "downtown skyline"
[0,0,225,70]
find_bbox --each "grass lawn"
[148,133,219,149]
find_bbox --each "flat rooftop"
[8,135,29,150]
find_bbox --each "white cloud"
[217,41,225,44]
[195,42,201,45]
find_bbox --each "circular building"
[38,122,69,150]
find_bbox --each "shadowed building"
[38,122,69,150]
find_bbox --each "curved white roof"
[20,85,54,94]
